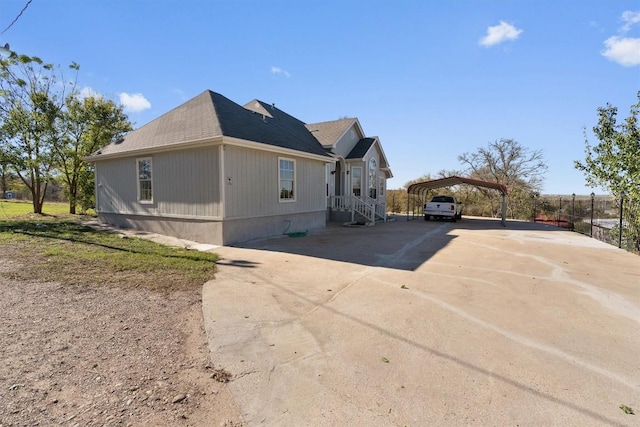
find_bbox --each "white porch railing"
[353,197,375,223]
[329,195,387,223]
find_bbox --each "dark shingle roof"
[241,99,329,156]
[91,90,330,159]
[346,137,375,159]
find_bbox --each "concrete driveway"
[202,216,640,426]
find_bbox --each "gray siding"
[223,145,327,218]
[333,126,361,158]
[95,146,221,219]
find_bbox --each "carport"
[407,175,509,226]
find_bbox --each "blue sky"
[1,0,638,195]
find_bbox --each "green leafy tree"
[458,138,547,219]
[575,92,640,250]
[55,95,132,214]
[0,52,77,213]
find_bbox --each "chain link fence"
[532,194,639,253]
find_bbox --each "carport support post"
[405,192,410,220]
[501,193,507,227]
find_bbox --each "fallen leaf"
[619,404,635,415]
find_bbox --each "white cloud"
[620,11,640,33]
[78,86,102,99]
[601,11,640,67]
[602,36,640,66]
[480,21,523,47]
[119,92,151,113]
[271,66,290,78]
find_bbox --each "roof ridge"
[245,99,310,126]
[307,117,356,127]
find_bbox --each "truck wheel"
[424,215,430,221]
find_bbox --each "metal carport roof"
[406,176,509,226]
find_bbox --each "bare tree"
[458,138,547,219]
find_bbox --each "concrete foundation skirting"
[222,211,326,244]
[330,209,352,223]
[98,213,223,245]
[98,211,326,246]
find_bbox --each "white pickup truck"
[423,195,462,222]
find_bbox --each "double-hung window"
[352,167,362,197]
[279,158,295,201]
[137,157,153,202]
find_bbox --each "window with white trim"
[379,177,385,197]
[352,167,362,197]
[368,158,377,199]
[279,158,295,201]
[137,157,153,202]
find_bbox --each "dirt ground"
[0,258,245,427]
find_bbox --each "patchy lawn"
[0,217,218,292]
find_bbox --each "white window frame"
[379,176,385,197]
[351,166,362,197]
[278,157,296,202]
[368,158,377,199]
[137,157,153,203]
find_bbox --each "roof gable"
[305,118,357,148]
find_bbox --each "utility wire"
[1,0,33,35]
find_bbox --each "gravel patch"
[0,258,244,427]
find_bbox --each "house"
[85,90,392,245]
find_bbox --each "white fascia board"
[83,136,224,162]
[352,119,366,139]
[84,136,335,164]
[371,136,391,170]
[380,167,394,178]
[348,136,393,178]
[362,136,391,174]
[222,136,334,162]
